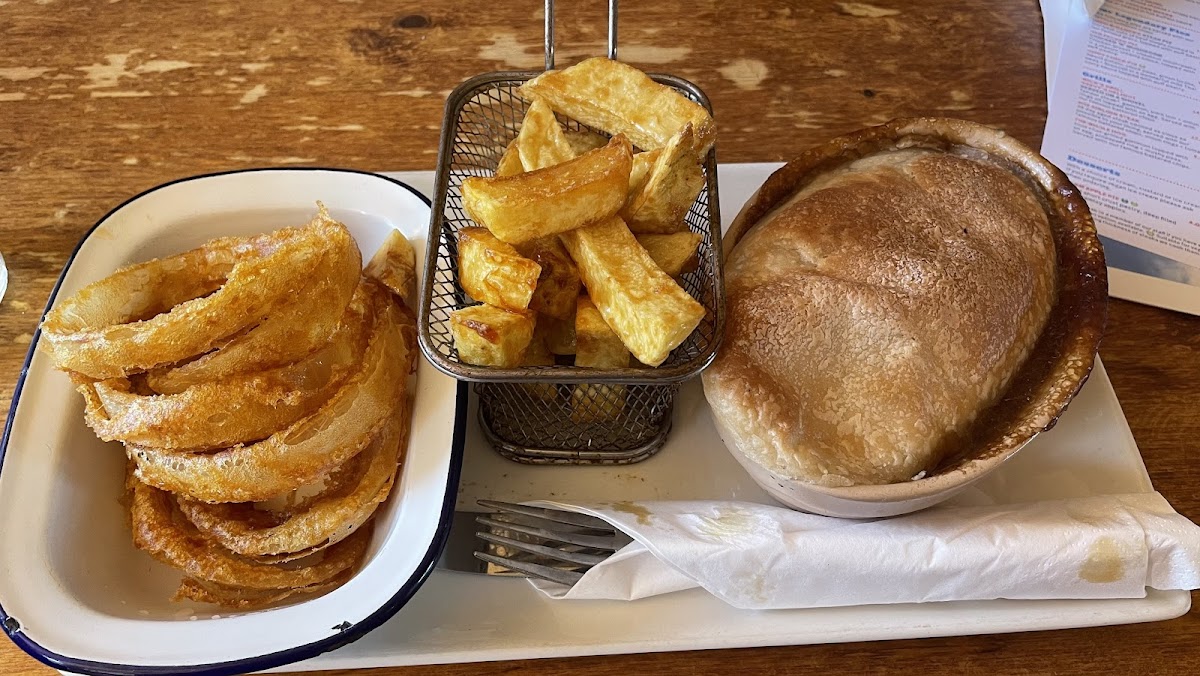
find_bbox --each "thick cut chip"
[458,227,541,311]
[628,149,661,197]
[541,312,576,356]
[516,236,581,320]
[516,97,575,170]
[518,57,716,157]
[496,139,525,177]
[561,216,705,366]
[571,297,630,422]
[563,130,609,156]
[571,383,627,423]
[622,124,705,234]
[461,135,633,245]
[574,296,630,369]
[521,325,558,401]
[636,231,703,278]
[450,304,534,367]
[365,230,418,300]
[522,326,556,367]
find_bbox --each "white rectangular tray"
[277,165,1190,672]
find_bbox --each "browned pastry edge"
[721,117,1107,488]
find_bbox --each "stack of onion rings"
[43,209,419,609]
[145,214,363,393]
[176,402,408,559]
[81,284,375,450]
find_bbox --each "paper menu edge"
[1109,268,1200,316]
[1041,0,1069,102]
[1043,0,1106,104]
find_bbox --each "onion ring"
[364,229,417,301]
[128,288,414,503]
[41,211,345,380]
[145,208,362,393]
[176,393,408,557]
[172,569,356,609]
[129,475,369,590]
[79,284,375,450]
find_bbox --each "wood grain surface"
[1,0,1197,674]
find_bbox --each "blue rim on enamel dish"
[0,168,467,676]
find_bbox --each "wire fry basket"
[417,0,725,464]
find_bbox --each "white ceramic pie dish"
[0,169,466,675]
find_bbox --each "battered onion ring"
[176,394,408,557]
[145,208,362,393]
[129,289,413,503]
[129,476,369,590]
[42,213,345,380]
[364,229,418,301]
[173,569,356,609]
[80,285,375,450]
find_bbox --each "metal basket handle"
[544,0,618,71]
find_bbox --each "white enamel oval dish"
[0,169,466,675]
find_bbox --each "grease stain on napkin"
[1080,537,1126,583]
[693,508,757,541]
[610,501,653,525]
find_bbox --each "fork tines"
[473,500,630,586]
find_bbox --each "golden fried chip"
[462,135,633,245]
[450,304,534,367]
[516,236,582,320]
[541,312,576,356]
[561,216,705,366]
[622,124,704,234]
[571,296,630,422]
[563,129,609,156]
[458,227,541,311]
[574,296,630,369]
[520,325,559,401]
[522,325,556,366]
[496,139,525,177]
[571,383,627,423]
[516,97,575,170]
[628,149,661,196]
[519,57,716,156]
[636,231,703,278]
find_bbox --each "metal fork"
[471,500,632,586]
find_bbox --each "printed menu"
[1041,0,1200,313]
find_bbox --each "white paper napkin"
[528,493,1200,609]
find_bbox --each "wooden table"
[2,1,1197,674]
